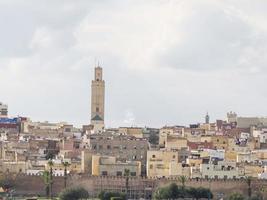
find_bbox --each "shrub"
[59,187,89,200]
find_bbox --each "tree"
[187,187,213,200]
[62,161,70,189]
[228,192,244,200]
[245,176,252,198]
[124,169,130,199]
[0,173,15,194]
[148,133,159,145]
[98,191,126,200]
[48,160,54,199]
[178,175,187,189]
[153,183,181,200]
[178,175,187,197]
[41,170,51,198]
[153,183,213,200]
[45,151,55,160]
[59,187,89,200]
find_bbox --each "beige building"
[92,155,141,176]
[119,127,143,138]
[200,161,244,179]
[165,135,187,150]
[159,126,183,147]
[147,150,190,178]
[91,66,105,129]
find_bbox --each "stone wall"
[13,175,267,199]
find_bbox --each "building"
[237,117,267,128]
[147,150,190,178]
[91,66,105,131]
[205,112,210,124]
[81,133,148,175]
[119,127,144,138]
[200,161,244,179]
[92,155,141,176]
[0,102,8,118]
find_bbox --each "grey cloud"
[158,2,263,71]
[1,0,267,127]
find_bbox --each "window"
[117,171,122,176]
[130,172,136,176]
[102,171,108,176]
[152,155,156,158]
[173,155,176,159]
[96,107,99,112]
[150,164,153,169]
[107,145,111,149]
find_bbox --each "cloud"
[0,0,267,127]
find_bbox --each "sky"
[0,0,267,128]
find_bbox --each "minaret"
[91,66,105,126]
[205,112,210,124]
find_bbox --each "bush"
[59,187,89,200]
[228,192,244,200]
[153,183,213,200]
[98,191,126,200]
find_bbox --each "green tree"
[188,187,213,200]
[148,133,159,145]
[153,183,213,200]
[59,187,89,200]
[41,170,51,198]
[228,192,244,200]
[48,160,54,199]
[0,173,15,192]
[178,175,187,189]
[62,161,70,189]
[178,175,187,197]
[153,183,181,200]
[124,169,130,199]
[245,176,252,198]
[98,191,126,200]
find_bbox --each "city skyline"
[0,0,267,127]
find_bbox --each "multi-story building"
[82,132,148,175]
[200,161,244,179]
[147,149,190,178]
[92,155,141,176]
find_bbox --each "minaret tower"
[205,112,210,124]
[91,66,105,126]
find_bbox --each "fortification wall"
[12,175,267,199]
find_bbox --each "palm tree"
[178,175,187,198]
[178,175,187,189]
[124,169,130,199]
[48,160,54,199]
[245,176,252,198]
[62,161,70,189]
[41,170,50,198]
